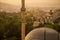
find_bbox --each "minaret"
[21,0,26,40]
[21,0,25,11]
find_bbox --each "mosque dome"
[25,27,60,40]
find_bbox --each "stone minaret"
[21,0,26,40]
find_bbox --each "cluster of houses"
[26,9,60,26]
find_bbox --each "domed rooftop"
[25,27,60,40]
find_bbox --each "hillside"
[0,2,20,12]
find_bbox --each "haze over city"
[0,0,60,40]
[0,0,60,8]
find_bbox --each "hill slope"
[0,2,20,12]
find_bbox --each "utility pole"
[21,0,26,40]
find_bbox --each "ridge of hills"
[0,2,20,12]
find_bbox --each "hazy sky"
[0,0,60,8]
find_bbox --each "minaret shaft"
[21,0,26,40]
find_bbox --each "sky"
[0,0,60,8]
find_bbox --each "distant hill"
[0,2,20,12]
[0,2,60,13]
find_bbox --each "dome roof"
[25,27,59,40]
